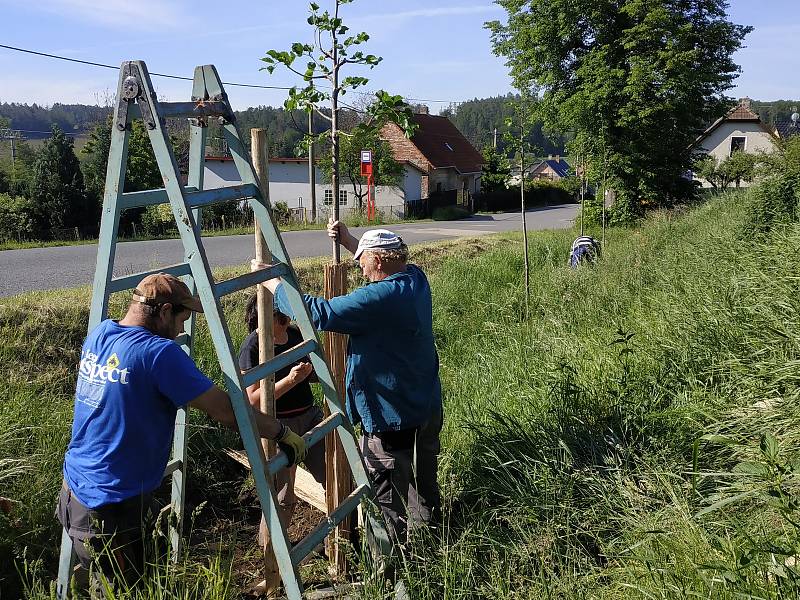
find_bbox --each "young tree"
[480,146,511,194]
[262,0,415,260]
[318,127,403,212]
[29,125,91,237]
[487,0,752,220]
[503,97,540,317]
[696,152,758,190]
[723,150,757,188]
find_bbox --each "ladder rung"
[119,186,199,210]
[159,101,232,120]
[242,339,318,389]
[119,183,256,211]
[186,184,259,209]
[163,457,182,478]
[214,263,288,298]
[109,263,192,293]
[266,412,344,477]
[290,484,370,564]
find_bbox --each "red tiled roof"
[726,103,760,121]
[408,114,483,174]
[691,100,774,149]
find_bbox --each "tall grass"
[3,140,800,597]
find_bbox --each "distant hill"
[2,96,794,154]
[0,102,111,138]
[440,94,566,154]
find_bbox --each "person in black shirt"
[239,295,326,524]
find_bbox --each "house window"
[730,136,746,155]
[324,189,348,206]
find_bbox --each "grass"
[0,213,431,251]
[4,151,800,598]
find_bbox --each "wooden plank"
[252,127,281,597]
[224,449,326,513]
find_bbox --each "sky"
[0,0,798,113]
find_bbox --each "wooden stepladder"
[56,60,391,599]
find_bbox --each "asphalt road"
[0,203,577,297]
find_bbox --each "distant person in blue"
[253,222,443,544]
[57,273,306,585]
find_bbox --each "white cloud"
[22,0,190,30]
[352,4,503,26]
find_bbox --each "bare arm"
[189,385,282,440]
[244,362,313,408]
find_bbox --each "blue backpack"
[569,236,600,268]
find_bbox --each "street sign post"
[360,150,375,220]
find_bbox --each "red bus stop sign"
[360,150,373,176]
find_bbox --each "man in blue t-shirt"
[57,273,306,582]
[253,223,443,544]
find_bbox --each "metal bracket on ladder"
[56,60,392,600]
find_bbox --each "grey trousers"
[360,409,443,544]
[275,406,326,507]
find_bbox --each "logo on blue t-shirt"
[77,350,131,408]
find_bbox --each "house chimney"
[416,105,429,115]
[555,155,560,163]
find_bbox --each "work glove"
[276,423,307,466]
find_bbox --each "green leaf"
[733,461,770,477]
[761,433,780,462]
[696,491,756,517]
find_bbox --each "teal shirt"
[275,264,441,433]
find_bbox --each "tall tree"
[263,0,415,260]
[318,127,403,211]
[29,125,91,236]
[487,0,752,220]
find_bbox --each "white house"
[204,156,424,220]
[692,98,777,188]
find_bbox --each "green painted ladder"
[56,60,391,599]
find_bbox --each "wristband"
[274,422,287,442]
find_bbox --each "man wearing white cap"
[57,273,306,587]
[255,221,442,544]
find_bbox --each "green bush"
[432,205,471,221]
[272,201,291,224]
[746,136,800,233]
[0,194,36,241]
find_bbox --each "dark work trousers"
[360,409,443,545]
[56,481,154,588]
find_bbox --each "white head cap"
[353,229,405,260]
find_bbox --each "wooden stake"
[323,262,352,577]
[251,128,281,596]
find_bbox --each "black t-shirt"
[238,325,314,418]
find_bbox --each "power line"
[0,43,457,104]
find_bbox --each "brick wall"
[381,122,431,198]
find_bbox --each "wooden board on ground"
[224,448,326,513]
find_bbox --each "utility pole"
[0,128,24,181]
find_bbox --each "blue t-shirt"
[63,319,213,508]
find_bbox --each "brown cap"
[132,273,204,313]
